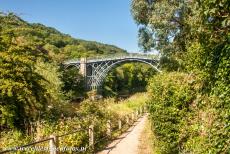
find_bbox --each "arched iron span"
[64,55,160,90]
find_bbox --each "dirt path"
[97,115,147,154]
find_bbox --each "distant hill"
[0,13,127,62]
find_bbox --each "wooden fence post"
[118,119,122,130]
[136,110,139,119]
[107,120,111,137]
[89,124,94,152]
[49,135,58,154]
[132,112,135,122]
[126,115,130,125]
[144,105,147,113]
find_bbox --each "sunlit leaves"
[148,72,198,153]
[0,25,50,129]
[103,63,156,97]
[138,27,155,52]
[131,0,150,25]
[131,0,188,56]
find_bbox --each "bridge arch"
[94,59,160,89]
[64,55,160,90]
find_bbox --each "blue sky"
[0,0,140,52]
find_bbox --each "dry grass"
[106,93,149,116]
[138,116,155,154]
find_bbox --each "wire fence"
[0,105,147,154]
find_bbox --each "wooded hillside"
[0,13,127,63]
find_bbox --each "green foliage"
[106,93,148,117]
[0,12,128,101]
[0,13,127,63]
[131,0,189,56]
[147,72,199,153]
[131,0,192,70]
[183,2,230,152]
[60,66,85,99]
[0,130,33,151]
[0,93,147,153]
[138,27,155,52]
[179,94,230,154]
[35,60,65,105]
[0,30,51,129]
[102,63,156,97]
[184,0,230,91]
[132,0,230,153]
[159,56,183,72]
[131,0,150,25]
[0,12,127,130]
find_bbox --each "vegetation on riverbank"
[0,93,148,153]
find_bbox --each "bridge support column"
[80,58,87,89]
[80,58,87,77]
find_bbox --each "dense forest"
[131,0,229,153]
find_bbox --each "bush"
[147,71,230,154]
[147,72,199,153]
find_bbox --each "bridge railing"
[88,53,159,60]
[0,105,147,154]
[64,53,160,64]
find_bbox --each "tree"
[0,31,50,129]
[131,0,230,153]
[138,27,155,52]
[131,0,189,57]
[102,63,156,96]
[60,66,85,99]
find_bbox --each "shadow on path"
[97,115,147,154]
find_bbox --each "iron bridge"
[64,54,160,90]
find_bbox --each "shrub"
[147,72,199,153]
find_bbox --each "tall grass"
[105,93,149,117]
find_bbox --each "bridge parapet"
[64,53,159,65]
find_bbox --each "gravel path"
[97,115,147,154]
